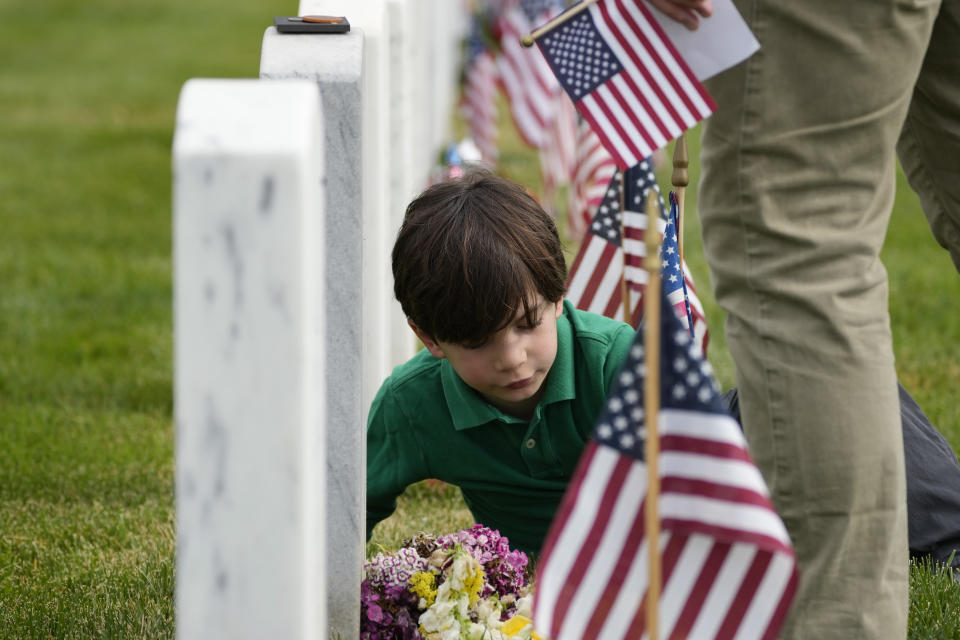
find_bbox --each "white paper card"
[648,0,760,81]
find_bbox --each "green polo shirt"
[366,300,635,554]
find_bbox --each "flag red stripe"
[716,551,773,640]
[668,541,732,638]
[566,232,594,277]
[762,565,800,640]
[568,129,615,239]
[619,0,717,110]
[497,9,559,149]
[550,456,634,628]
[661,519,795,557]
[629,294,644,326]
[576,101,633,169]
[599,0,685,139]
[586,247,621,311]
[661,476,773,510]
[573,240,619,311]
[583,495,648,637]
[499,46,544,144]
[587,86,646,168]
[625,532,688,638]
[661,434,754,463]
[495,74,541,148]
[462,50,500,162]
[604,78,661,155]
[601,276,624,319]
[609,0,702,124]
[615,57,680,143]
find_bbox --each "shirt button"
[525,438,536,449]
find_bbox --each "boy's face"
[409,296,564,420]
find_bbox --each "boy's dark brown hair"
[392,170,567,345]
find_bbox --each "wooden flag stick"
[643,189,663,640]
[619,171,632,324]
[671,134,689,264]
[520,0,601,47]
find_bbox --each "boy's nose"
[495,336,527,371]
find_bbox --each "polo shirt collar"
[441,304,576,430]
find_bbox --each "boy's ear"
[407,319,446,359]
[553,299,564,319]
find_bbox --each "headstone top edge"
[173,78,322,156]
[260,28,364,83]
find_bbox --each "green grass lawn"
[1,0,958,637]
[0,0,290,636]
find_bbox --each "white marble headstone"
[173,78,326,640]
[260,28,365,640]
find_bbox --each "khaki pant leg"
[898,0,960,272]
[698,0,939,636]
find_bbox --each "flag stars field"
[541,13,621,99]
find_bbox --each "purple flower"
[366,603,384,623]
[360,578,421,640]
[434,524,531,599]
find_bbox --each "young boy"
[366,171,636,555]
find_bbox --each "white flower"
[466,621,487,640]
[450,553,473,590]
[477,597,504,629]
[418,599,457,639]
[516,594,534,619]
[436,579,453,601]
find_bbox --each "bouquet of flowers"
[361,524,539,640]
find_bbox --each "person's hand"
[646,0,713,30]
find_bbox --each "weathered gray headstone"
[295,1,412,403]
[173,78,326,639]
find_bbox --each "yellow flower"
[449,551,485,606]
[464,563,485,607]
[501,615,543,640]
[409,571,438,608]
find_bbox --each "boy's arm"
[365,381,429,540]
[602,323,640,392]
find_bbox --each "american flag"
[461,15,500,164]
[565,161,709,355]
[495,0,565,149]
[539,93,578,216]
[533,283,798,640]
[661,191,696,333]
[534,0,715,169]
[654,190,709,353]
[567,116,618,242]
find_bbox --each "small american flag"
[565,161,709,355]
[539,93,578,216]
[461,16,500,164]
[534,0,715,169]
[565,165,651,324]
[567,116,618,242]
[533,283,798,640]
[660,191,694,340]
[496,0,565,149]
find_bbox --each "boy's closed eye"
[461,316,542,350]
